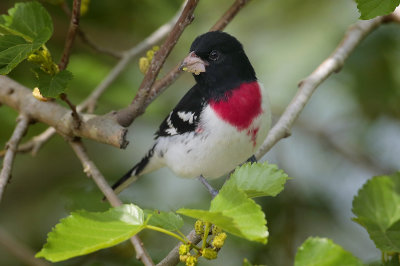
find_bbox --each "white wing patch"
[165,112,178,135]
[177,111,196,124]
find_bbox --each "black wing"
[156,84,205,138]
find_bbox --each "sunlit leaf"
[35,69,73,97]
[0,1,53,41]
[352,172,400,252]
[36,204,145,262]
[295,237,363,266]
[229,162,289,198]
[0,35,42,74]
[356,0,400,20]
[178,181,268,244]
[144,210,184,231]
[0,1,53,73]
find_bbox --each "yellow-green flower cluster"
[179,244,198,266]
[212,232,227,249]
[190,220,228,263]
[80,0,91,16]
[139,46,160,74]
[194,219,205,235]
[28,48,59,75]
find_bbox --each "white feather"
[177,111,195,124]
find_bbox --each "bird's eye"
[209,50,219,61]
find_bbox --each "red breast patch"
[210,82,262,130]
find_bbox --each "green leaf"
[35,69,73,97]
[0,1,53,42]
[295,237,363,266]
[229,162,289,198]
[0,35,42,74]
[144,210,184,231]
[356,0,400,20]
[178,181,268,244]
[0,1,53,73]
[352,172,400,252]
[36,204,145,262]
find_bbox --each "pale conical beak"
[180,51,208,75]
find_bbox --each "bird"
[111,31,271,195]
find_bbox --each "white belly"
[154,85,271,179]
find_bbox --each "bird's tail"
[111,146,158,195]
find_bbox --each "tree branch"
[255,13,398,160]
[115,0,199,127]
[0,114,30,202]
[58,0,82,71]
[0,226,50,266]
[156,229,201,266]
[22,127,56,156]
[58,0,82,127]
[209,0,251,31]
[69,140,154,266]
[0,76,128,149]
[76,29,123,59]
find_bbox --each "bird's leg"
[198,175,219,198]
[199,156,256,198]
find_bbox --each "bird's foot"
[198,175,219,198]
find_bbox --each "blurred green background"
[1,0,400,265]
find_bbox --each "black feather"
[111,145,155,192]
[155,84,205,137]
[189,31,257,99]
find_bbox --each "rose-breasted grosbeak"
[112,31,271,195]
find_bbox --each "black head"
[182,31,256,95]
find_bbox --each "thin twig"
[60,93,81,129]
[0,127,56,158]
[0,226,51,266]
[0,114,30,202]
[115,0,199,127]
[69,140,154,266]
[58,0,82,127]
[61,1,122,59]
[142,0,252,118]
[58,0,82,70]
[209,0,251,31]
[254,13,397,160]
[77,30,123,59]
